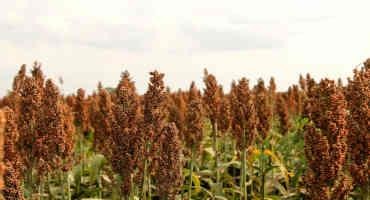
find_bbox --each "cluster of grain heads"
[303,79,352,200]
[0,110,5,190]
[254,79,272,140]
[268,77,277,106]
[253,78,273,199]
[285,84,304,116]
[31,63,45,93]
[203,69,223,190]
[155,123,183,200]
[184,82,204,150]
[89,84,115,159]
[17,75,43,171]
[217,86,232,135]
[168,90,187,139]
[229,78,257,200]
[276,94,291,135]
[230,78,257,150]
[110,71,144,197]
[142,71,168,199]
[34,79,75,178]
[10,64,78,198]
[73,88,91,134]
[346,59,369,197]
[2,107,25,200]
[184,82,204,199]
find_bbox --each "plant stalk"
[66,172,71,200]
[361,184,369,200]
[142,158,148,200]
[260,143,265,200]
[148,176,152,200]
[189,147,195,200]
[241,130,247,200]
[212,122,220,194]
[39,179,43,200]
[61,171,66,200]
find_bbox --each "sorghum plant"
[142,71,169,199]
[155,123,183,200]
[90,85,115,160]
[184,82,204,199]
[346,59,369,198]
[254,79,273,140]
[230,78,257,150]
[276,94,291,135]
[303,79,352,200]
[34,79,75,175]
[17,76,43,171]
[203,69,222,189]
[184,82,204,150]
[230,78,257,200]
[299,74,307,92]
[268,77,277,106]
[0,109,5,190]
[74,88,90,134]
[30,62,45,93]
[217,87,231,135]
[254,78,273,199]
[2,107,25,200]
[110,71,144,197]
[168,90,187,137]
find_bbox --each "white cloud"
[0,0,370,96]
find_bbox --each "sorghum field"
[0,60,368,200]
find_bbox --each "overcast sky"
[1,0,369,96]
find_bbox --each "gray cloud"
[182,24,284,51]
[0,20,154,51]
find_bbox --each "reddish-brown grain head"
[254,79,272,140]
[184,82,204,150]
[230,78,257,149]
[203,69,221,126]
[346,61,369,186]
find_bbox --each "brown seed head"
[34,79,75,175]
[0,109,5,189]
[74,88,91,133]
[155,123,183,200]
[203,69,221,126]
[254,79,272,140]
[143,71,168,143]
[168,90,187,135]
[304,79,349,198]
[230,78,257,149]
[184,82,204,150]
[110,71,144,196]
[276,94,291,135]
[346,61,370,186]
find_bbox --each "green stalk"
[61,171,66,200]
[361,184,369,200]
[142,158,148,200]
[232,140,237,200]
[27,168,33,198]
[74,127,83,196]
[189,147,195,200]
[66,172,71,200]
[39,179,43,200]
[260,144,265,200]
[147,176,152,200]
[98,168,102,198]
[127,175,134,200]
[241,130,247,200]
[47,174,52,200]
[212,122,220,194]
[79,129,84,194]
